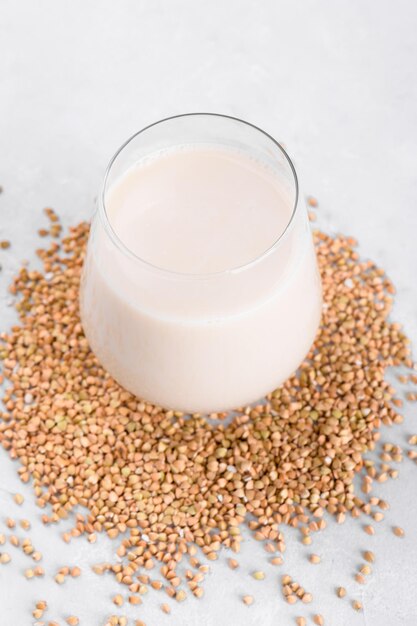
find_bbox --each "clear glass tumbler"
[80,113,322,414]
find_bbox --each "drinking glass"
[80,113,322,413]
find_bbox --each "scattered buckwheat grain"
[309,554,321,564]
[0,218,415,611]
[176,590,186,602]
[364,551,375,563]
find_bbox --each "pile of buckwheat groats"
[0,201,416,626]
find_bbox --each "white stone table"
[1,1,416,624]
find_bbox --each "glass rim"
[99,112,300,280]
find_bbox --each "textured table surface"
[1,1,417,625]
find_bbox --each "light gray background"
[1,1,417,625]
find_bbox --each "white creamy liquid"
[81,146,322,413]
